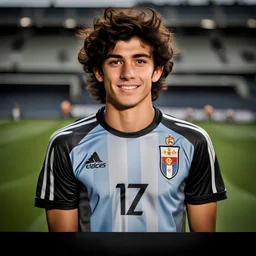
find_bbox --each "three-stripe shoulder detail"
[50,113,97,140]
[162,113,217,194]
[40,114,97,200]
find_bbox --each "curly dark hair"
[76,7,176,104]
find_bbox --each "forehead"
[109,37,153,56]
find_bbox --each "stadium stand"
[0,2,255,121]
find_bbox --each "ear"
[93,68,104,82]
[152,66,164,83]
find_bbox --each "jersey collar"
[96,106,162,138]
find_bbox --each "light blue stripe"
[157,123,194,231]
[141,132,159,231]
[71,124,112,231]
[108,134,128,231]
[127,138,146,232]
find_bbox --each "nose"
[120,62,135,80]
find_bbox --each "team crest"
[159,146,179,179]
[165,134,175,146]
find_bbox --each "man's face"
[94,37,163,110]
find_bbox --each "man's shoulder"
[48,113,99,144]
[161,111,210,142]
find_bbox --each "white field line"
[0,120,61,145]
[0,119,69,232]
[0,120,12,125]
[26,174,256,232]
[222,174,256,203]
[0,172,38,191]
[27,212,47,232]
[212,125,256,140]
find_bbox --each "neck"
[104,103,155,133]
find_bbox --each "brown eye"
[137,59,146,64]
[110,60,122,65]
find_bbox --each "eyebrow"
[105,53,152,59]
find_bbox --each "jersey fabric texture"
[35,106,227,232]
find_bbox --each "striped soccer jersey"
[35,106,227,232]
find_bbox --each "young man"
[34,7,227,232]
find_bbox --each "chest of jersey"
[70,123,194,231]
[73,126,192,200]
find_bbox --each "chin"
[114,102,138,111]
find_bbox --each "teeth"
[120,86,137,90]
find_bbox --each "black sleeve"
[34,134,80,210]
[184,133,227,205]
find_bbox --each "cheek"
[102,73,117,92]
[140,68,156,82]
[103,68,120,82]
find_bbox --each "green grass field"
[0,119,255,232]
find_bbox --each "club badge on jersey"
[159,134,179,179]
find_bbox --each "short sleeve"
[184,133,227,205]
[35,134,80,210]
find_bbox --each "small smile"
[117,85,139,90]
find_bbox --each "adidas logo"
[85,152,106,169]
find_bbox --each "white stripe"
[40,115,97,199]
[163,114,215,153]
[49,147,54,201]
[163,114,215,159]
[163,114,217,194]
[176,123,217,194]
[40,131,72,199]
[50,114,96,140]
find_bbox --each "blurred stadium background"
[0,0,256,232]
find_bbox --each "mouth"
[117,85,139,91]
